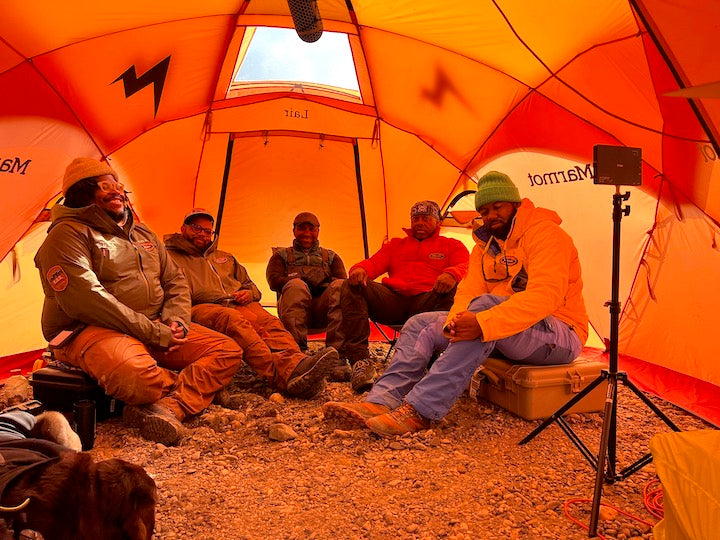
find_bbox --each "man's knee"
[467,294,507,312]
[282,278,311,296]
[404,311,448,333]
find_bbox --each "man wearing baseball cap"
[339,200,470,392]
[164,209,338,399]
[266,212,349,380]
[325,171,588,436]
[34,157,244,446]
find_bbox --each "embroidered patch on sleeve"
[47,265,69,292]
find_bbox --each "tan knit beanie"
[62,157,118,195]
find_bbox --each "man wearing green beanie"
[324,171,589,436]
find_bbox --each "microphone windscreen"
[287,0,324,43]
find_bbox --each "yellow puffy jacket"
[445,199,588,344]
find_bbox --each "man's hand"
[446,311,482,342]
[232,289,253,305]
[348,267,368,287]
[167,321,188,352]
[433,272,457,294]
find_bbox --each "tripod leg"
[621,375,682,431]
[589,375,617,537]
[519,373,607,445]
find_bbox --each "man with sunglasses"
[324,171,588,436]
[34,158,245,446]
[164,210,338,400]
[266,212,349,381]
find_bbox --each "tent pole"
[630,0,720,156]
[215,135,234,238]
[353,140,369,259]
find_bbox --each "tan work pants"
[277,278,343,350]
[54,323,243,421]
[191,302,304,390]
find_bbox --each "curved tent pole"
[353,139,369,259]
[630,0,720,156]
[215,135,234,238]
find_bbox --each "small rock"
[388,441,405,450]
[598,506,619,521]
[268,423,297,441]
[269,393,285,403]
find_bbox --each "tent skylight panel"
[232,27,359,98]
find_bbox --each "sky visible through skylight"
[235,27,359,92]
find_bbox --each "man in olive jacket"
[34,158,244,446]
[164,209,337,399]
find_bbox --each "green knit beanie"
[474,171,521,209]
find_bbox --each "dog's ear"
[30,411,82,451]
[94,459,157,540]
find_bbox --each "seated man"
[266,212,349,380]
[164,209,337,399]
[324,172,589,436]
[340,200,469,392]
[34,158,244,446]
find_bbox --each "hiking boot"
[350,359,376,393]
[365,403,430,437]
[212,388,245,410]
[123,403,185,446]
[286,347,338,399]
[328,357,352,382]
[323,401,390,429]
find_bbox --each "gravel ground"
[87,343,712,540]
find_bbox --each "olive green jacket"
[34,204,190,347]
[163,234,262,305]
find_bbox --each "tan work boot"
[365,402,430,437]
[123,403,186,446]
[323,401,390,429]
[350,358,376,393]
[286,347,338,399]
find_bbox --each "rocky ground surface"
[15,343,714,540]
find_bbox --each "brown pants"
[54,324,243,421]
[191,303,303,390]
[277,278,343,350]
[340,281,457,362]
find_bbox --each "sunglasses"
[96,180,125,194]
[187,223,216,236]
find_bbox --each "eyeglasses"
[481,241,510,283]
[187,223,216,236]
[96,180,125,193]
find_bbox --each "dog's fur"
[0,412,157,540]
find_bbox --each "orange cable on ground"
[564,498,656,539]
[643,478,664,519]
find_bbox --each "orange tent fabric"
[1,1,718,424]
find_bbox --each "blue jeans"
[366,294,583,420]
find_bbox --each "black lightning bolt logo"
[112,55,171,117]
[421,66,472,110]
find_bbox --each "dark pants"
[339,280,456,362]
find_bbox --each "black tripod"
[519,188,681,537]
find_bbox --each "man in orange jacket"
[325,172,589,436]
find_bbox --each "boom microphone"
[287,0,324,43]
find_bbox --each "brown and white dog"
[0,411,157,540]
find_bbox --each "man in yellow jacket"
[34,158,244,446]
[324,171,589,436]
[164,210,338,399]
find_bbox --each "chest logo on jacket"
[137,241,156,252]
[499,255,518,266]
[428,253,446,260]
[46,265,69,292]
[214,257,228,264]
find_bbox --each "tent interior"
[1,1,719,426]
